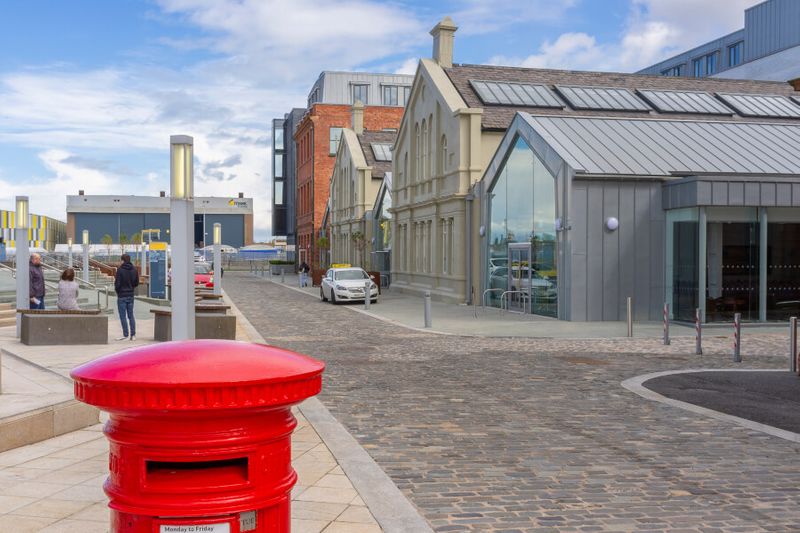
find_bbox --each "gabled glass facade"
[486,137,558,317]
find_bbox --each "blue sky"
[0,0,758,240]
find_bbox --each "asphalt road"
[645,370,800,433]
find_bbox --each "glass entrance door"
[507,243,531,313]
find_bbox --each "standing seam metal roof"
[520,114,800,176]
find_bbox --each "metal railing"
[3,259,110,310]
[500,290,529,315]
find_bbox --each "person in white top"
[57,268,81,311]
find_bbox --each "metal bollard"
[423,291,432,328]
[790,317,797,373]
[663,302,671,346]
[695,308,703,355]
[281,268,285,284]
[733,312,742,362]
[364,280,371,310]
[626,297,633,337]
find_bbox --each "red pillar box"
[70,340,325,533]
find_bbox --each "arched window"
[403,152,408,188]
[414,124,420,184]
[421,119,428,180]
[439,135,447,175]
[428,114,434,179]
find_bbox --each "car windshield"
[194,264,211,274]
[335,270,367,281]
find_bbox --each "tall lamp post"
[67,237,73,268]
[170,135,195,340]
[140,230,147,278]
[213,223,222,296]
[82,230,90,283]
[15,196,29,336]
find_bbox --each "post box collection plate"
[71,340,325,533]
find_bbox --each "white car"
[320,267,378,304]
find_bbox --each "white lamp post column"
[67,237,73,268]
[15,196,29,337]
[140,231,147,278]
[213,223,222,296]
[170,135,196,340]
[82,230,90,283]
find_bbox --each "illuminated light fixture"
[213,223,221,246]
[15,196,29,229]
[83,229,90,245]
[606,217,619,231]
[170,135,194,199]
[67,237,73,247]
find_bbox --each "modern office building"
[328,101,395,269]
[66,191,254,249]
[293,71,411,268]
[391,16,800,324]
[0,209,66,250]
[271,108,305,244]
[638,0,800,83]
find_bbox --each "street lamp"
[67,237,73,268]
[15,196,29,336]
[213,223,222,296]
[82,229,90,283]
[170,134,195,340]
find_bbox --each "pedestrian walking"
[29,253,45,309]
[57,268,80,311]
[114,253,139,341]
[299,261,310,288]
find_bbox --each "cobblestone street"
[227,273,800,532]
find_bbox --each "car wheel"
[320,287,327,302]
[330,291,337,305]
[371,298,378,304]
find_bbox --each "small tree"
[351,231,367,269]
[101,234,113,259]
[119,233,129,254]
[315,236,329,269]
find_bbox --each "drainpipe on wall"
[465,191,474,305]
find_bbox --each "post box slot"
[145,457,249,491]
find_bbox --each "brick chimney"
[430,17,458,68]
[790,77,800,91]
[159,191,166,197]
[352,100,365,135]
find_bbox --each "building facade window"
[274,128,284,150]
[439,135,447,175]
[274,181,284,206]
[693,52,719,77]
[706,51,719,75]
[329,127,343,155]
[382,85,411,106]
[274,153,283,178]
[352,84,369,104]
[728,41,743,67]
[692,56,705,78]
[421,119,429,181]
[661,64,684,77]
[414,124,420,184]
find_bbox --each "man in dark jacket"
[114,254,139,341]
[29,253,45,309]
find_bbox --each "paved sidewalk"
[266,272,790,338]
[0,294,384,532]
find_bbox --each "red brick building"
[294,103,403,268]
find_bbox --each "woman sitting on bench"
[57,268,80,311]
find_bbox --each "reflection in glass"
[706,219,759,322]
[487,137,557,317]
[767,222,800,320]
[666,208,698,321]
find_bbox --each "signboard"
[149,241,168,299]
[158,524,230,533]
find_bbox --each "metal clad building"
[66,193,254,249]
[0,209,66,250]
[272,108,305,244]
[637,0,800,82]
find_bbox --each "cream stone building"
[329,101,395,268]
[391,17,503,303]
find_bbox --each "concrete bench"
[150,309,236,342]
[18,309,108,346]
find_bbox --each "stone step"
[0,317,15,327]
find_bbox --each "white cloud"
[0,0,426,240]
[488,0,762,72]
[395,57,419,75]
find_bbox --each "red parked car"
[194,262,214,288]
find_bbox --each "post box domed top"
[71,340,325,411]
